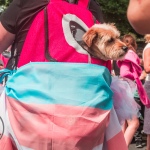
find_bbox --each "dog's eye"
[108,38,114,43]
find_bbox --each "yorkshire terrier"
[82,23,128,61]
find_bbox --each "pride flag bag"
[0,62,128,150]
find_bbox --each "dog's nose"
[122,46,128,52]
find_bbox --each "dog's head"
[82,23,128,60]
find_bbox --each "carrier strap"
[44,7,57,62]
[50,0,90,8]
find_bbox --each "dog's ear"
[82,29,98,47]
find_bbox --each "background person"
[142,34,150,150]
[117,34,142,147]
[134,52,146,148]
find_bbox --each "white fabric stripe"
[0,90,6,136]
[104,107,121,141]
[62,14,89,55]
[5,96,33,150]
[6,108,25,150]
[93,143,103,150]
[21,146,33,150]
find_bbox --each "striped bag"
[0,62,127,150]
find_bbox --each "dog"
[82,23,128,61]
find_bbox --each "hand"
[0,66,4,70]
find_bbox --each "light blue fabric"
[3,62,113,110]
[0,68,15,83]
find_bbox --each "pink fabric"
[0,94,128,150]
[17,1,111,72]
[0,136,17,150]
[0,54,9,68]
[118,61,134,80]
[135,77,150,108]
[117,50,142,80]
[7,98,108,150]
[117,50,150,108]
[132,64,150,108]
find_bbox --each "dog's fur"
[82,23,128,61]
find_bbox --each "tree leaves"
[98,0,142,38]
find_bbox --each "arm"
[119,61,134,81]
[0,0,20,53]
[0,22,15,53]
[140,70,147,80]
[127,0,150,34]
[143,48,150,73]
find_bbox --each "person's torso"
[143,43,150,80]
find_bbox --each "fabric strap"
[131,63,150,108]
[44,7,57,62]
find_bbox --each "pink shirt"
[118,51,149,107]
[117,50,142,81]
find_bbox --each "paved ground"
[129,142,146,150]
[129,134,146,150]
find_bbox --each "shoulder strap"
[50,0,90,8]
[44,7,57,62]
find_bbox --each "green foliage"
[0,0,12,14]
[98,0,142,38]
[0,0,12,6]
